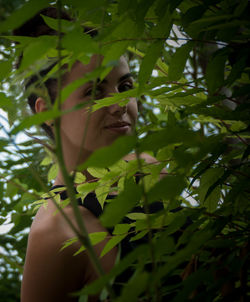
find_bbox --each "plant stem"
[54,1,115,298]
[134,131,160,302]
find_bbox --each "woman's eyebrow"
[87,73,133,86]
[118,73,133,83]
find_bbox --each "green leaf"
[151,5,172,36]
[0,93,13,109]
[189,14,232,28]
[0,35,35,44]
[41,14,73,33]
[74,172,86,184]
[0,182,3,201]
[198,167,224,203]
[138,40,164,89]
[204,186,221,213]
[205,48,229,94]
[100,178,142,227]
[159,212,187,237]
[61,232,107,256]
[147,175,186,203]
[126,212,147,220]
[234,0,248,16]
[0,0,51,32]
[75,232,107,256]
[230,121,247,132]
[102,18,136,65]
[61,237,78,251]
[168,41,193,81]
[0,60,12,81]
[92,88,137,112]
[95,183,110,208]
[10,213,31,235]
[130,230,148,242]
[77,182,99,194]
[40,156,52,166]
[48,164,58,182]
[204,170,231,202]
[6,182,19,198]
[138,126,197,153]
[11,109,61,135]
[190,144,227,188]
[155,218,228,283]
[62,29,98,55]
[20,36,57,71]
[78,135,137,170]
[87,167,108,178]
[182,5,207,26]
[78,245,149,295]
[172,269,212,302]
[112,223,131,235]
[159,95,205,107]
[227,55,247,86]
[116,272,149,302]
[100,233,127,257]
[242,145,250,161]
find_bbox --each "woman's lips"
[105,122,131,134]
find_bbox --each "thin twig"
[220,119,249,147]
[104,37,228,47]
[24,131,55,153]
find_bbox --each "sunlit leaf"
[48,163,58,182]
[74,172,86,184]
[74,232,107,256]
[100,233,126,257]
[100,178,142,227]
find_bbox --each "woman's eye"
[85,86,103,97]
[118,82,133,92]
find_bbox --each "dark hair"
[14,7,97,140]
[13,7,71,139]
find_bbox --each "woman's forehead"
[64,55,130,85]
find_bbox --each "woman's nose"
[105,85,119,96]
[107,102,127,115]
[105,86,127,115]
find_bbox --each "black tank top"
[50,184,117,217]
[50,184,163,220]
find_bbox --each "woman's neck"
[53,152,141,187]
[54,140,94,186]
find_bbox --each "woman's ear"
[35,97,47,113]
[35,98,54,127]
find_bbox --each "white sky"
[0,110,13,234]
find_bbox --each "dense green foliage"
[0,0,250,301]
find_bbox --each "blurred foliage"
[0,0,250,301]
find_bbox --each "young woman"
[19,8,161,302]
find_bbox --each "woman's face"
[60,56,138,152]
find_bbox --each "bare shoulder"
[21,205,86,302]
[21,202,116,302]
